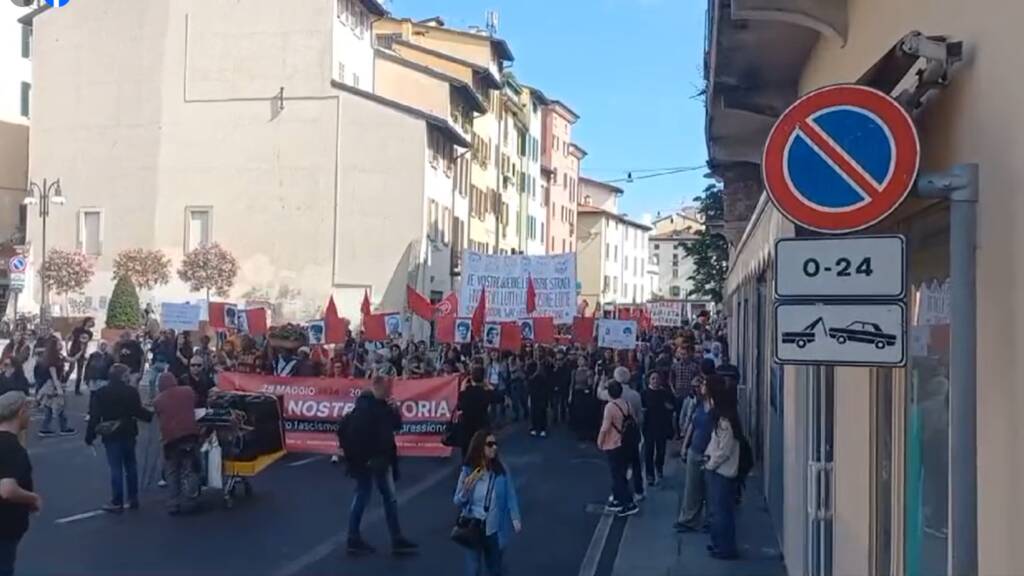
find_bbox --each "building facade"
[541,101,580,254]
[577,202,650,309]
[374,17,513,256]
[0,1,36,245]
[520,86,547,255]
[24,0,470,329]
[707,1,1022,575]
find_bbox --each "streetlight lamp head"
[51,180,65,204]
[21,196,37,206]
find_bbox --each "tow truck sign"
[774,301,906,366]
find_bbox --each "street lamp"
[23,178,65,320]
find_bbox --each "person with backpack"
[600,367,645,500]
[704,376,742,560]
[337,375,418,557]
[597,379,639,517]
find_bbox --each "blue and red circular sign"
[762,84,920,234]
[8,256,26,274]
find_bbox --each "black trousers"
[529,393,548,433]
[627,444,645,495]
[643,435,668,480]
[73,356,86,393]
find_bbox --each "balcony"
[705,0,847,242]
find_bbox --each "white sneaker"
[539,431,547,438]
[157,479,168,488]
[330,455,340,464]
[530,430,538,437]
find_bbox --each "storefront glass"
[903,205,951,576]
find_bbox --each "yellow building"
[375,17,513,255]
[706,1,1023,575]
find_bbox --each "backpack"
[737,433,754,484]
[613,402,641,453]
[336,410,369,466]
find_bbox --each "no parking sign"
[762,84,920,233]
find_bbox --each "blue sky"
[391,0,711,221]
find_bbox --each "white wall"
[651,237,698,300]
[332,0,374,90]
[599,217,649,305]
[27,0,436,329]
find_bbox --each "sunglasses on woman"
[485,441,498,448]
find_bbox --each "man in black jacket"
[85,364,153,513]
[339,375,418,556]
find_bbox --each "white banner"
[597,319,638,350]
[160,302,202,331]
[459,252,577,324]
[648,301,684,327]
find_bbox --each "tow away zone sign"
[774,301,906,366]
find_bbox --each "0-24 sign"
[774,236,906,299]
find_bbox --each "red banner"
[217,373,459,457]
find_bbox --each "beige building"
[707,1,1021,575]
[0,1,36,247]
[542,101,581,255]
[375,17,513,256]
[24,0,471,329]
[519,85,547,256]
[577,179,651,309]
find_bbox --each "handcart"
[198,390,287,509]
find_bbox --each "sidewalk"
[612,451,786,576]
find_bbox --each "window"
[670,286,681,298]
[20,82,30,118]
[78,210,103,256]
[21,25,31,59]
[614,246,618,263]
[338,62,345,82]
[427,200,439,241]
[540,222,545,241]
[652,253,660,265]
[672,267,679,279]
[185,207,212,252]
[352,73,360,88]
[442,206,451,244]
[603,275,610,293]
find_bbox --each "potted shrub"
[102,276,142,341]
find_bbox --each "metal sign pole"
[916,163,979,576]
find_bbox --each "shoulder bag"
[451,472,494,550]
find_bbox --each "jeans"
[606,446,633,506]
[40,405,68,432]
[464,533,503,575]
[0,538,18,576]
[348,465,403,542]
[677,450,708,528]
[708,471,738,556]
[529,394,548,433]
[627,444,645,496]
[147,362,168,397]
[73,356,86,394]
[164,437,200,512]
[509,381,528,421]
[105,437,139,506]
[643,435,667,480]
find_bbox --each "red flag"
[363,313,388,341]
[208,302,228,329]
[499,321,522,352]
[435,292,458,319]
[525,275,537,315]
[434,293,458,344]
[573,316,596,345]
[471,288,487,336]
[360,290,372,317]
[532,317,556,345]
[324,296,348,344]
[406,285,434,321]
[245,308,268,336]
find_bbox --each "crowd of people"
[0,308,744,575]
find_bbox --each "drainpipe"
[915,164,979,576]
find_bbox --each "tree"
[113,248,171,291]
[39,248,94,303]
[682,184,729,303]
[105,276,142,329]
[177,243,239,301]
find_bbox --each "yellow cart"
[221,449,286,508]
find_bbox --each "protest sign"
[598,319,638,350]
[160,302,202,331]
[649,301,684,327]
[460,251,577,324]
[217,373,459,457]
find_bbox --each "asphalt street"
[17,391,615,576]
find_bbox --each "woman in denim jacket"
[453,429,522,575]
